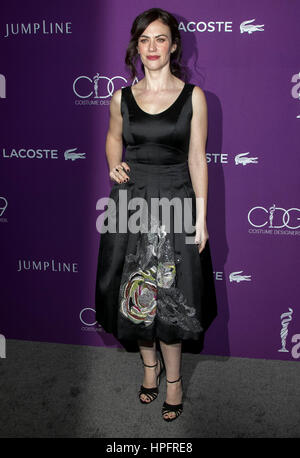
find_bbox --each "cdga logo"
[73,74,138,100]
[0,197,8,217]
[79,307,101,332]
[248,204,300,229]
[278,308,300,359]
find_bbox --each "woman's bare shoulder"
[109,88,123,117]
[191,85,207,112]
[191,85,206,99]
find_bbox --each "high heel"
[162,376,183,421]
[138,358,165,404]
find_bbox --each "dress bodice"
[121,83,195,165]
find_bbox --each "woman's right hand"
[109,162,131,184]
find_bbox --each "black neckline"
[129,83,188,117]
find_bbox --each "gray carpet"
[0,339,299,438]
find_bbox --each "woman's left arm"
[187,86,209,253]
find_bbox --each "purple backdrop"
[1,0,299,361]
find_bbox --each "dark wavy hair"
[125,8,186,82]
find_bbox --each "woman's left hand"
[195,219,209,254]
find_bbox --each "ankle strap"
[143,361,158,368]
[166,375,182,383]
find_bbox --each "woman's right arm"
[106,89,130,184]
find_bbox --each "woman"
[95,7,218,422]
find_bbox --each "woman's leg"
[159,339,183,420]
[138,339,161,402]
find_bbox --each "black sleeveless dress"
[95,82,217,345]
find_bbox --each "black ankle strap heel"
[138,358,165,404]
[143,362,158,368]
[166,375,182,384]
[162,375,183,421]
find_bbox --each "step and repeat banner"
[0,0,299,361]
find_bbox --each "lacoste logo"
[240,19,264,34]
